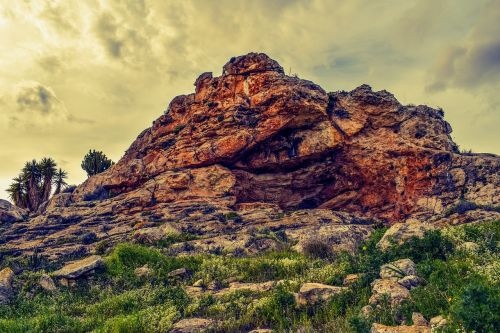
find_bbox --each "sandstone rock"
[398,275,424,290]
[53,255,103,279]
[429,315,447,329]
[370,323,430,333]
[214,281,277,297]
[377,221,434,250]
[168,268,188,278]
[380,259,417,280]
[0,199,27,223]
[1,53,498,261]
[411,313,428,326]
[170,318,214,333]
[39,274,57,292]
[343,273,363,287]
[133,224,180,244]
[369,279,411,306]
[134,264,152,278]
[0,267,14,304]
[296,283,347,305]
[248,329,273,333]
[59,278,77,287]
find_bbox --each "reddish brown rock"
[1,53,498,260]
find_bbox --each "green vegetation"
[81,150,114,178]
[0,221,498,332]
[6,158,68,211]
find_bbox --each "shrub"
[302,238,334,259]
[450,281,500,333]
[255,283,296,330]
[81,150,114,178]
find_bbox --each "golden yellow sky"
[1,0,499,200]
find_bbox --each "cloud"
[426,1,500,92]
[38,1,79,36]
[426,40,500,92]
[1,82,68,128]
[94,12,123,59]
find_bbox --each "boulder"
[398,275,424,290]
[296,283,347,305]
[170,318,214,333]
[53,255,104,279]
[39,274,57,292]
[380,259,417,280]
[377,221,434,250]
[168,268,188,278]
[411,313,428,326]
[429,315,447,329]
[370,323,430,333]
[214,281,277,297]
[343,273,363,287]
[0,267,14,304]
[0,199,26,223]
[369,279,411,306]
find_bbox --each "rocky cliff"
[1,53,498,261]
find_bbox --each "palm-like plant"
[7,158,68,212]
[40,157,57,202]
[53,168,68,195]
[22,160,42,211]
[6,176,26,208]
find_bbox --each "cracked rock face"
[69,53,498,220]
[1,53,498,260]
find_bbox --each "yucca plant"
[6,158,68,211]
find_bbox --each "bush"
[255,283,296,330]
[450,281,500,332]
[302,238,334,259]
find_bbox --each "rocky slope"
[1,53,498,261]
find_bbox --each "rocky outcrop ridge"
[0,53,498,260]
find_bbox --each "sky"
[0,0,499,201]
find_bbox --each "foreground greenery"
[0,220,498,333]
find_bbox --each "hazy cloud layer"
[0,0,499,200]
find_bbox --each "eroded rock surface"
[0,267,14,304]
[53,255,104,279]
[296,282,347,305]
[0,52,498,260]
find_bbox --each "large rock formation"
[0,53,498,260]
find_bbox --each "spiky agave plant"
[22,160,42,211]
[39,157,57,202]
[6,175,27,209]
[53,168,68,195]
[7,158,68,211]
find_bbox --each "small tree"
[7,158,68,212]
[81,150,114,177]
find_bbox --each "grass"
[0,220,498,332]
